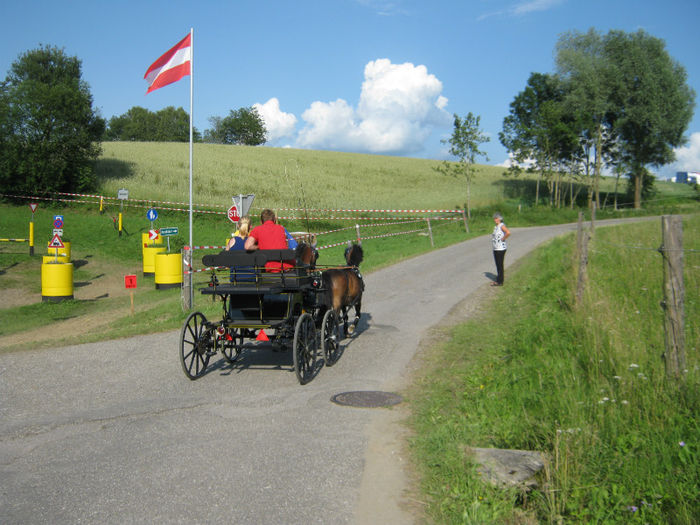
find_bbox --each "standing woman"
[491,212,511,286]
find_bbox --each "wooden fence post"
[660,215,685,379]
[461,210,469,233]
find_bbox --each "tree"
[499,73,580,206]
[105,106,199,142]
[555,29,616,210]
[0,45,105,195]
[204,106,267,146]
[437,112,489,218]
[604,29,695,208]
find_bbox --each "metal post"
[427,218,434,247]
[182,247,192,311]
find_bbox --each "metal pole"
[188,27,194,309]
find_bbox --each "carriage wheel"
[180,312,212,380]
[293,313,318,385]
[321,309,341,366]
[221,327,244,364]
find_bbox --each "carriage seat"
[200,249,311,295]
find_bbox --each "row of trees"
[105,106,267,146]
[498,28,695,209]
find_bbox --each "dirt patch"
[0,256,144,350]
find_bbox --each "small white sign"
[117,189,129,200]
[53,228,63,237]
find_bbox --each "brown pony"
[322,242,364,335]
[294,234,318,269]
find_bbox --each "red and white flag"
[144,33,191,94]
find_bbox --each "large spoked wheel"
[321,309,341,366]
[293,313,318,385]
[180,312,213,380]
[221,327,244,364]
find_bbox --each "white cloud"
[253,98,297,143]
[672,131,700,171]
[296,59,451,155]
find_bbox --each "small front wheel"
[221,327,244,364]
[321,309,341,366]
[293,313,318,385]
[180,312,212,380]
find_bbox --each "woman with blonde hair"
[226,216,254,282]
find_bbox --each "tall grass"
[409,214,699,524]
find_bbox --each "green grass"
[409,214,700,524]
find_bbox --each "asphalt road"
[0,218,652,524]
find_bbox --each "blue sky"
[3,0,699,179]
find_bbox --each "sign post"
[117,189,128,237]
[125,274,137,315]
[160,227,178,251]
[28,203,37,255]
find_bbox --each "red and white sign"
[227,205,240,223]
[124,275,137,289]
[48,234,64,249]
[149,229,159,241]
[29,203,38,213]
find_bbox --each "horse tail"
[346,243,364,267]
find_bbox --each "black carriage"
[179,249,342,384]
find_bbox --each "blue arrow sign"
[147,208,158,221]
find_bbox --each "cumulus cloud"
[253,97,297,144]
[296,59,450,155]
[672,131,700,171]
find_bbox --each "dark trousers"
[493,249,506,284]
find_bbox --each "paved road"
[0,219,652,524]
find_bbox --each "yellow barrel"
[41,261,74,302]
[143,245,166,276]
[142,232,163,251]
[47,240,71,260]
[155,253,183,289]
[43,254,68,264]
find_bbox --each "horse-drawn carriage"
[179,243,363,385]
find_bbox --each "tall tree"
[555,29,616,210]
[499,73,578,206]
[204,106,267,146]
[604,29,695,208]
[437,112,489,218]
[0,45,104,194]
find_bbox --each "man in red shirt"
[244,209,294,272]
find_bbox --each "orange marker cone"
[256,330,269,342]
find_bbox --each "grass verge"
[408,215,699,524]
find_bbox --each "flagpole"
[188,27,194,308]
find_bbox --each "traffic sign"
[49,234,64,249]
[117,189,129,200]
[53,229,63,237]
[227,205,240,223]
[53,215,64,229]
[124,275,137,289]
[148,229,159,241]
[160,227,179,236]
[29,203,38,213]
[147,208,158,221]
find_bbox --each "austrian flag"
[144,33,191,93]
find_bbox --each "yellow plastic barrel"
[143,246,166,276]
[42,254,68,264]
[142,232,163,251]
[155,253,183,289]
[41,261,74,302]
[47,240,71,260]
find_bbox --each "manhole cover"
[330,391,403,408]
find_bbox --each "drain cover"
[330,391,403,408]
